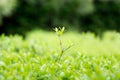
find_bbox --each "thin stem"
[56,35,64,62]
[63,44,73,52]
[56,35,73,62]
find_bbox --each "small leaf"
[61,27,65,32]
[0,61,6,67]
[54,27,58,32]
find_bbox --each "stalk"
[57,35,64,62]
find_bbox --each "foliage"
[0,31,120,79]
[80,0,120,35]
[1,0,120,35]
[0,0,17,25]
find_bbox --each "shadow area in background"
[0,0,120,38]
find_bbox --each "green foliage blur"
[0,0,120,35]
[0,31,120,79]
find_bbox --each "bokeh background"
[0,0,120,35]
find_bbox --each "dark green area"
[0,0,120,35]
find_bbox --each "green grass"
[0,30,120,80]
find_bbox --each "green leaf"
[61,27,65,33]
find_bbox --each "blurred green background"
[0,0,120,35]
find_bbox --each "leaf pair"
[54,27,65,36]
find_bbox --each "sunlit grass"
[0,30,120,80]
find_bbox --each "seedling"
[54,27,73,62]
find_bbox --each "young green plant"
[54,27,73,62]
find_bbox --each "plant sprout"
[54,27,73,62]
